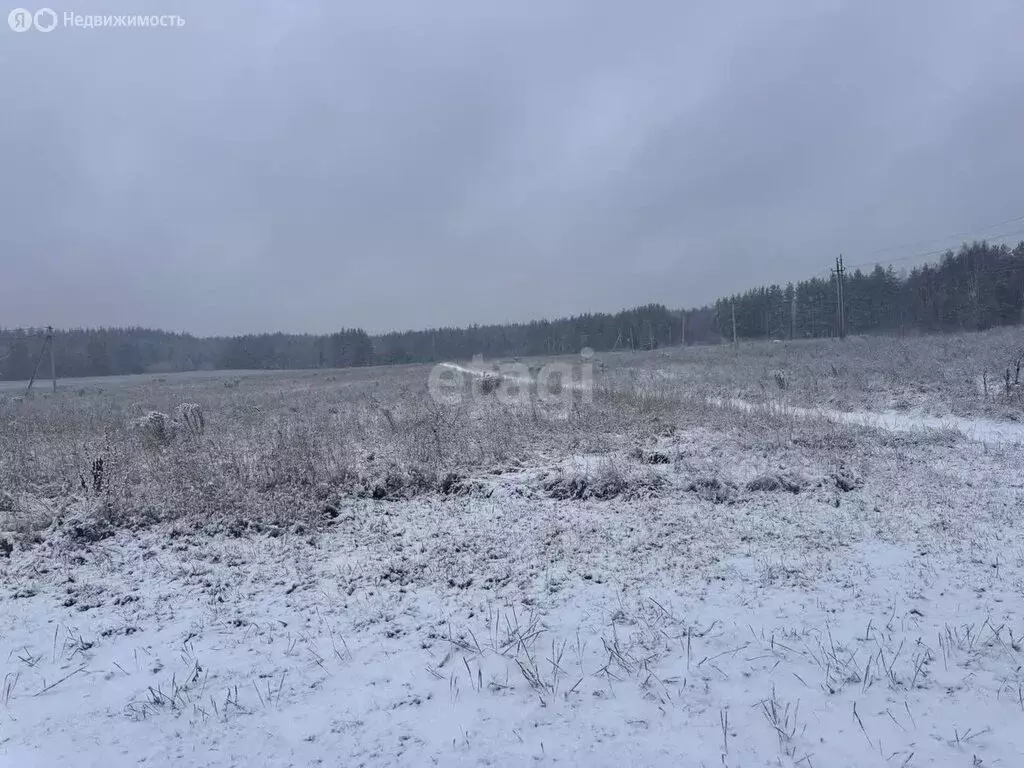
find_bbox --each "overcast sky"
[2,1,1023,336]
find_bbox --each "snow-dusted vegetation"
[3,331,1024,766]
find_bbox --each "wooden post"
[731,301,737,348]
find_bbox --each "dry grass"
[0,360,776,534]
[601,326,1024,418]
[0,327,1014,541]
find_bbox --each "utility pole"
[731,301,738,348]
[833,255,847,340]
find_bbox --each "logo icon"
[33,7,55,31]
[8,7,32,30]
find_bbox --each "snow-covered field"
[3,332,1024,767]
[611,327,1024,421]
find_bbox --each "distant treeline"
[0,305,713,381]
[2,240,1023,381]
[717,240,1024,341]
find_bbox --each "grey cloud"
[2,0,1023,335]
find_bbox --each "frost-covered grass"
[3,330,1024,766]
[0,354,857,534]
[604,325,1024,419]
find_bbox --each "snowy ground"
[6,528,1023,767]
[3,334,1024,766]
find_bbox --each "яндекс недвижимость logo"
[7,8,184,31]
[8,7,57,31]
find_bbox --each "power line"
[952,264,1024,278]
[809,226,1024,279]
[853,212,1024,259]
[842,228,1024,273]
[725,214,1024,339]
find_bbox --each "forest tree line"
[715,240,1024,341]
[2,240,1023,381]
[0,306,706,381]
